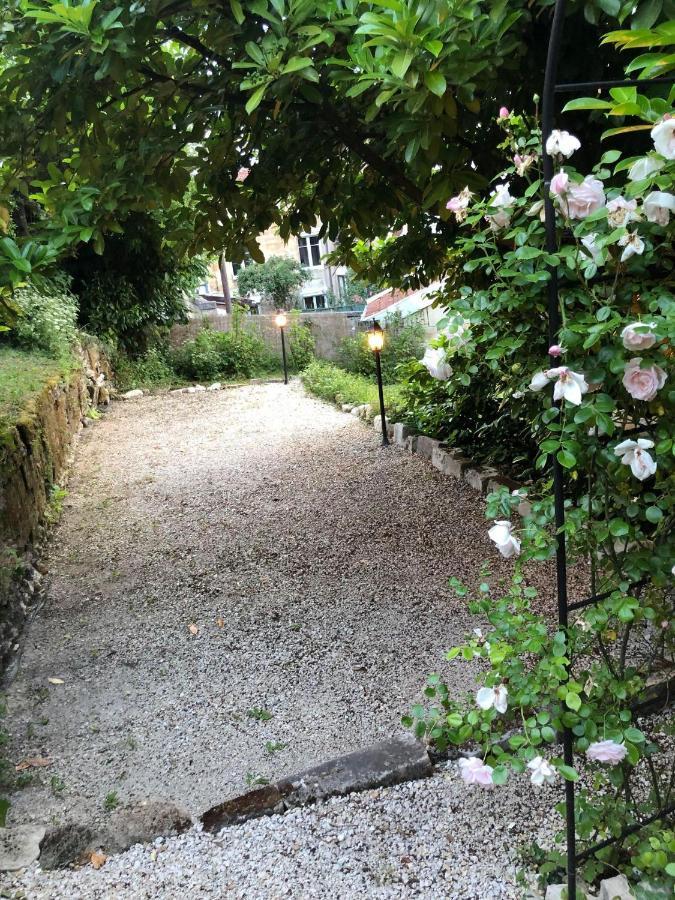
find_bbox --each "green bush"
[10,274,78,358]
[301,359,403,418]
[338,312,425,383]
[113,346,177,391]
[287,311,315,371]
[172,320,276,382]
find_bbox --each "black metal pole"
[542,2,576,897]
[280,326,288,385]
[374,350,389,446]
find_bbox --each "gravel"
[2,759,558,898]
[0,380,580,896]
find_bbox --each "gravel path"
[1,381,567,896]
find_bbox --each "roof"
[361,281,442,323]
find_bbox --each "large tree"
[0,0,652,301]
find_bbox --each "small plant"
[50,775,66,796]
[85,407,102,420]
[264,741,287,756]
[44,486,67,524]
[244,772,270,788]
[103,791,119,812]
[247,707,273,722]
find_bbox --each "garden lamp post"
[367,323,389,446]
[275,311,288,384]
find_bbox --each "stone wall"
[0,343,111,672]
[170,311,362,362]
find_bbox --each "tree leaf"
[424,71,447,96]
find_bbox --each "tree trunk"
[218,252,232,314]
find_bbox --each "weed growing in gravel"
[264,742,287,756]
[244,772,270,788]
[50,775,66,796]
[247,707,273,722]
[103,791,119,811]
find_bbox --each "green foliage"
[103,791,119,812]
[0,347,74,423]
[172,318,277,383]
[236,256,308,310]
[301,359,404,416]
[287,310,315,370]
[10,273,78,357]
[339,313,425,383]
[112,346,177,392]
[65,213,207,354]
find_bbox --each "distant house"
[201,225,357,313]
[360,282,444,335]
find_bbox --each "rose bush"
[404,71,674,893]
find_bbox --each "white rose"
[643,191,675,226]
[651,117,675,160]
[545,129,581,159]
[621,322,657,351]
[421,346,453,381]
[488,520,521,558]
[628,156,665,181]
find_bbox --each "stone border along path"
[0,380,588,895]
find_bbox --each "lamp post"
[275,311,288,384]
[367,323,389,446]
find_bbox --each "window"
[298,234,321,267]
[303,294,326,311]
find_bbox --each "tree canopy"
[236,254,308,308]
[0,0,662,305]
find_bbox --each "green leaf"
[424,71,447,96]
[565,692,582,711]
[245,84,267,114]
[391,50,414,79]
[562,97,612,112]
[624,727,645,743]
[645,506,663,523]
[557,764,579,782]
[0,797,9,828]
[230,0,245,24]
[425,40,443,57]
[281,57,313,75]
[557,449,576,469]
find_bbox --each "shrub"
[10,273,78,358]
[339,312,425,383]
[287,311,315,371]
[301,359,403,417]
[172,317,276,382]
[112,346,177,392]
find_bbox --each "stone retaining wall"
[0,344,111,673]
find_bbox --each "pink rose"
[548,344,565,357]
[622,357,667,401]
[459,756,494,788]
[621,322,657,351]
[498,107,510,119]
[236,167,250,182]
[585,740,628,765]
[550,170,569,196]
[564,176,605,219]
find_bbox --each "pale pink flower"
[581,232,603,265]
[488,521,520,559]
[643,191,675,226]
[565,177,605,220]
[459,756,494,788]
[545,129,581,159]
[607,196,638,227]
[421,347,452,381]
[550,170,569,195]
[548,344,565,357]
[527,756,557,786]
[486,183,514,230]
[446,186,473,222]
[651,117,675,160]
[514,153,536,176]
[498,107,510,120]
[619,231,645,262]
[621,322,657,351]
[476,684,508,714]
[530,367,588,405]
[629,156,665,181]
[613,438,657,481]
[236,167,250,182]
[586,740,628,765]
[623,357,667,401]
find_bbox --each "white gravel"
[2,760,559,898]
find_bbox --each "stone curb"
[200,734,432,834]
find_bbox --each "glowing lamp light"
[367,327,384,352]
[275,312,287,328]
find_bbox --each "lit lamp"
[367,322,389,446]
[275,312,289,384]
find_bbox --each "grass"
[300,359,404,416]
[0,347,74,424]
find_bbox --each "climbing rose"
[421,347,452,381]
[486,183,514,230]
[488,520,521,559]
[651,117,675,160]
[548,344,565,357]
[629,156,665,181]
[643,191,675,226]
[586,740,628,765]
[446,187,472,222]
[619,231,645,262]
[550,170,569,195]
[545,129,580,158]
[498,106,510,119]
[527,756,557,786]
[613,438,657,481]
[529,367,588,405]
[459,757,494,788]
[236,167,250,182]
[476,684,508,714]
[607,196,638,227]
[514,153,536,176]
[565,177,605,220]
[621,322,657,351]
[581,233,603,264]
[623,358,667,401]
